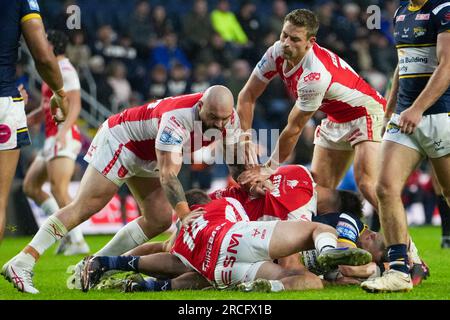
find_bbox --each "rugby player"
[23,30,90,256]
[237,9,386,209]
[361,0,450,293]
[0,0,68,242]
[2,86,241,294]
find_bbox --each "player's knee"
[356,178,374,197]
[22,180,37,198]
[142,212,172,233]
[375,181,400,201]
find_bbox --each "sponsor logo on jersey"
[396,15,406,22]
[303,72,321,82]
[270,175,282,198]
[287,179,299,189]
[160,127,183,145]
[415,14,430,20]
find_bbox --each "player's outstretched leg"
[317,247,372,272]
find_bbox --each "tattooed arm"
[156,150,190,220]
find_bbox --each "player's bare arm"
[157,150,187,210]
[268,107,315,168]
[399,32,450,134]
[21,17,68,121]
[383,65,399,132]
[56,89,81,148]
[237,73,268,131]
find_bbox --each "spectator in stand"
[151,5,173,41]
[106,60,132,112]
[210,0,248,46]
[196,33,236,69]
[237,1,263,65]
[66,30,92,70]
[167,63,190,97]
[225,59,251,100]
[150,32,191,72]
[315,0,346,57]
[128,1,155,60]
[190,64,211,94]
[206,62,226,85]
[267,0,288,36]
[181,0,214,63]
[82,56,114,109]
[147,64,168,100]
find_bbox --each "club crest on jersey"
[160,127,183,145]
[287,180,299,189]
[386,122,400,134]
[414,27,427,37]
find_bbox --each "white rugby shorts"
[314,114,383,151]
[213,220,278,290]
[383,113,450,158]
[84,122,160,186]
[0,96,30,150]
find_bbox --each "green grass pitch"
[1,226,449,300]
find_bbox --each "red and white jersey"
[42,58,81,139]
[171,197,249,281]
[107,93,240,161]
[210,165,316,221]
[254,42,386,123]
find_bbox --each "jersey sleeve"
[209,186,248,204]
[336,212,367,247]
[253,44,279,84]
[62,67,81,92]
[295,71,331,112]
[431,1,450,34]
[155,114,190,153]
[20,0,42,23]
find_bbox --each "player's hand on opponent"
[237,166,274,196]
[50,89,69,123]
[181,207,206,228]
[18,84,29,106]
[237,132,259,168]
[398,107,423,135]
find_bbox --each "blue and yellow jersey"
[313,212,368,247]
[393,0,450,115]
[0,0,41,97]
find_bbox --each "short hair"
[47,30,69,56]
[337,190,364,218]
[284,9,320,38]
[185,189,211,207]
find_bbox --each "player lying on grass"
[74,165,428,290]
[80,189,373,293]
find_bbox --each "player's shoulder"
[266,40,284,59]
[430,0,450,14]
[304,43,333,74]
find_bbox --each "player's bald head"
[199,85,234,130]
[202,85,234,115]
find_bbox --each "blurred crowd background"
[13,0,443,229]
